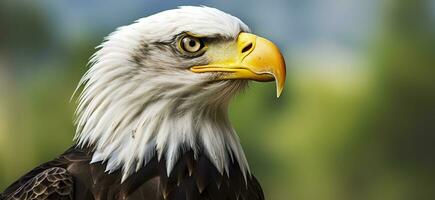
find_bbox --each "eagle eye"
[180,36,205,53]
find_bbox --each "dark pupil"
[189,40,196,47]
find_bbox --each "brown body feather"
[1,147,264,200]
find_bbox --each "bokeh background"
[1,0,435,199]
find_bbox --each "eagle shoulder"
[2,167,73,200]
[1,147,265,200]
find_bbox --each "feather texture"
[1,147,264,200]
[73,6,251,181]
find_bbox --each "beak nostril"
[241,43,253,54]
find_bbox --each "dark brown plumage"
[1,147,264,200]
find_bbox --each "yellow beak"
[190,32,286,97]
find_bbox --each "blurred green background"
[1,0,435,199]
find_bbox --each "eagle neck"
[75,76,250,182]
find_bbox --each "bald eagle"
[1,6,285,200]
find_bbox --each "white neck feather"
[75,21,249,183]
[75,73,250,181]
[73,6,252,182]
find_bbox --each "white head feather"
[74,6,251,181]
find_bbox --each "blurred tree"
[342,0,435,199]
[0,1,88,190]
[0,1,52,190]
[0,0,53,72]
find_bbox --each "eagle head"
[74,6,286,181]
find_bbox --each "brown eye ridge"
[180,36,205,53]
